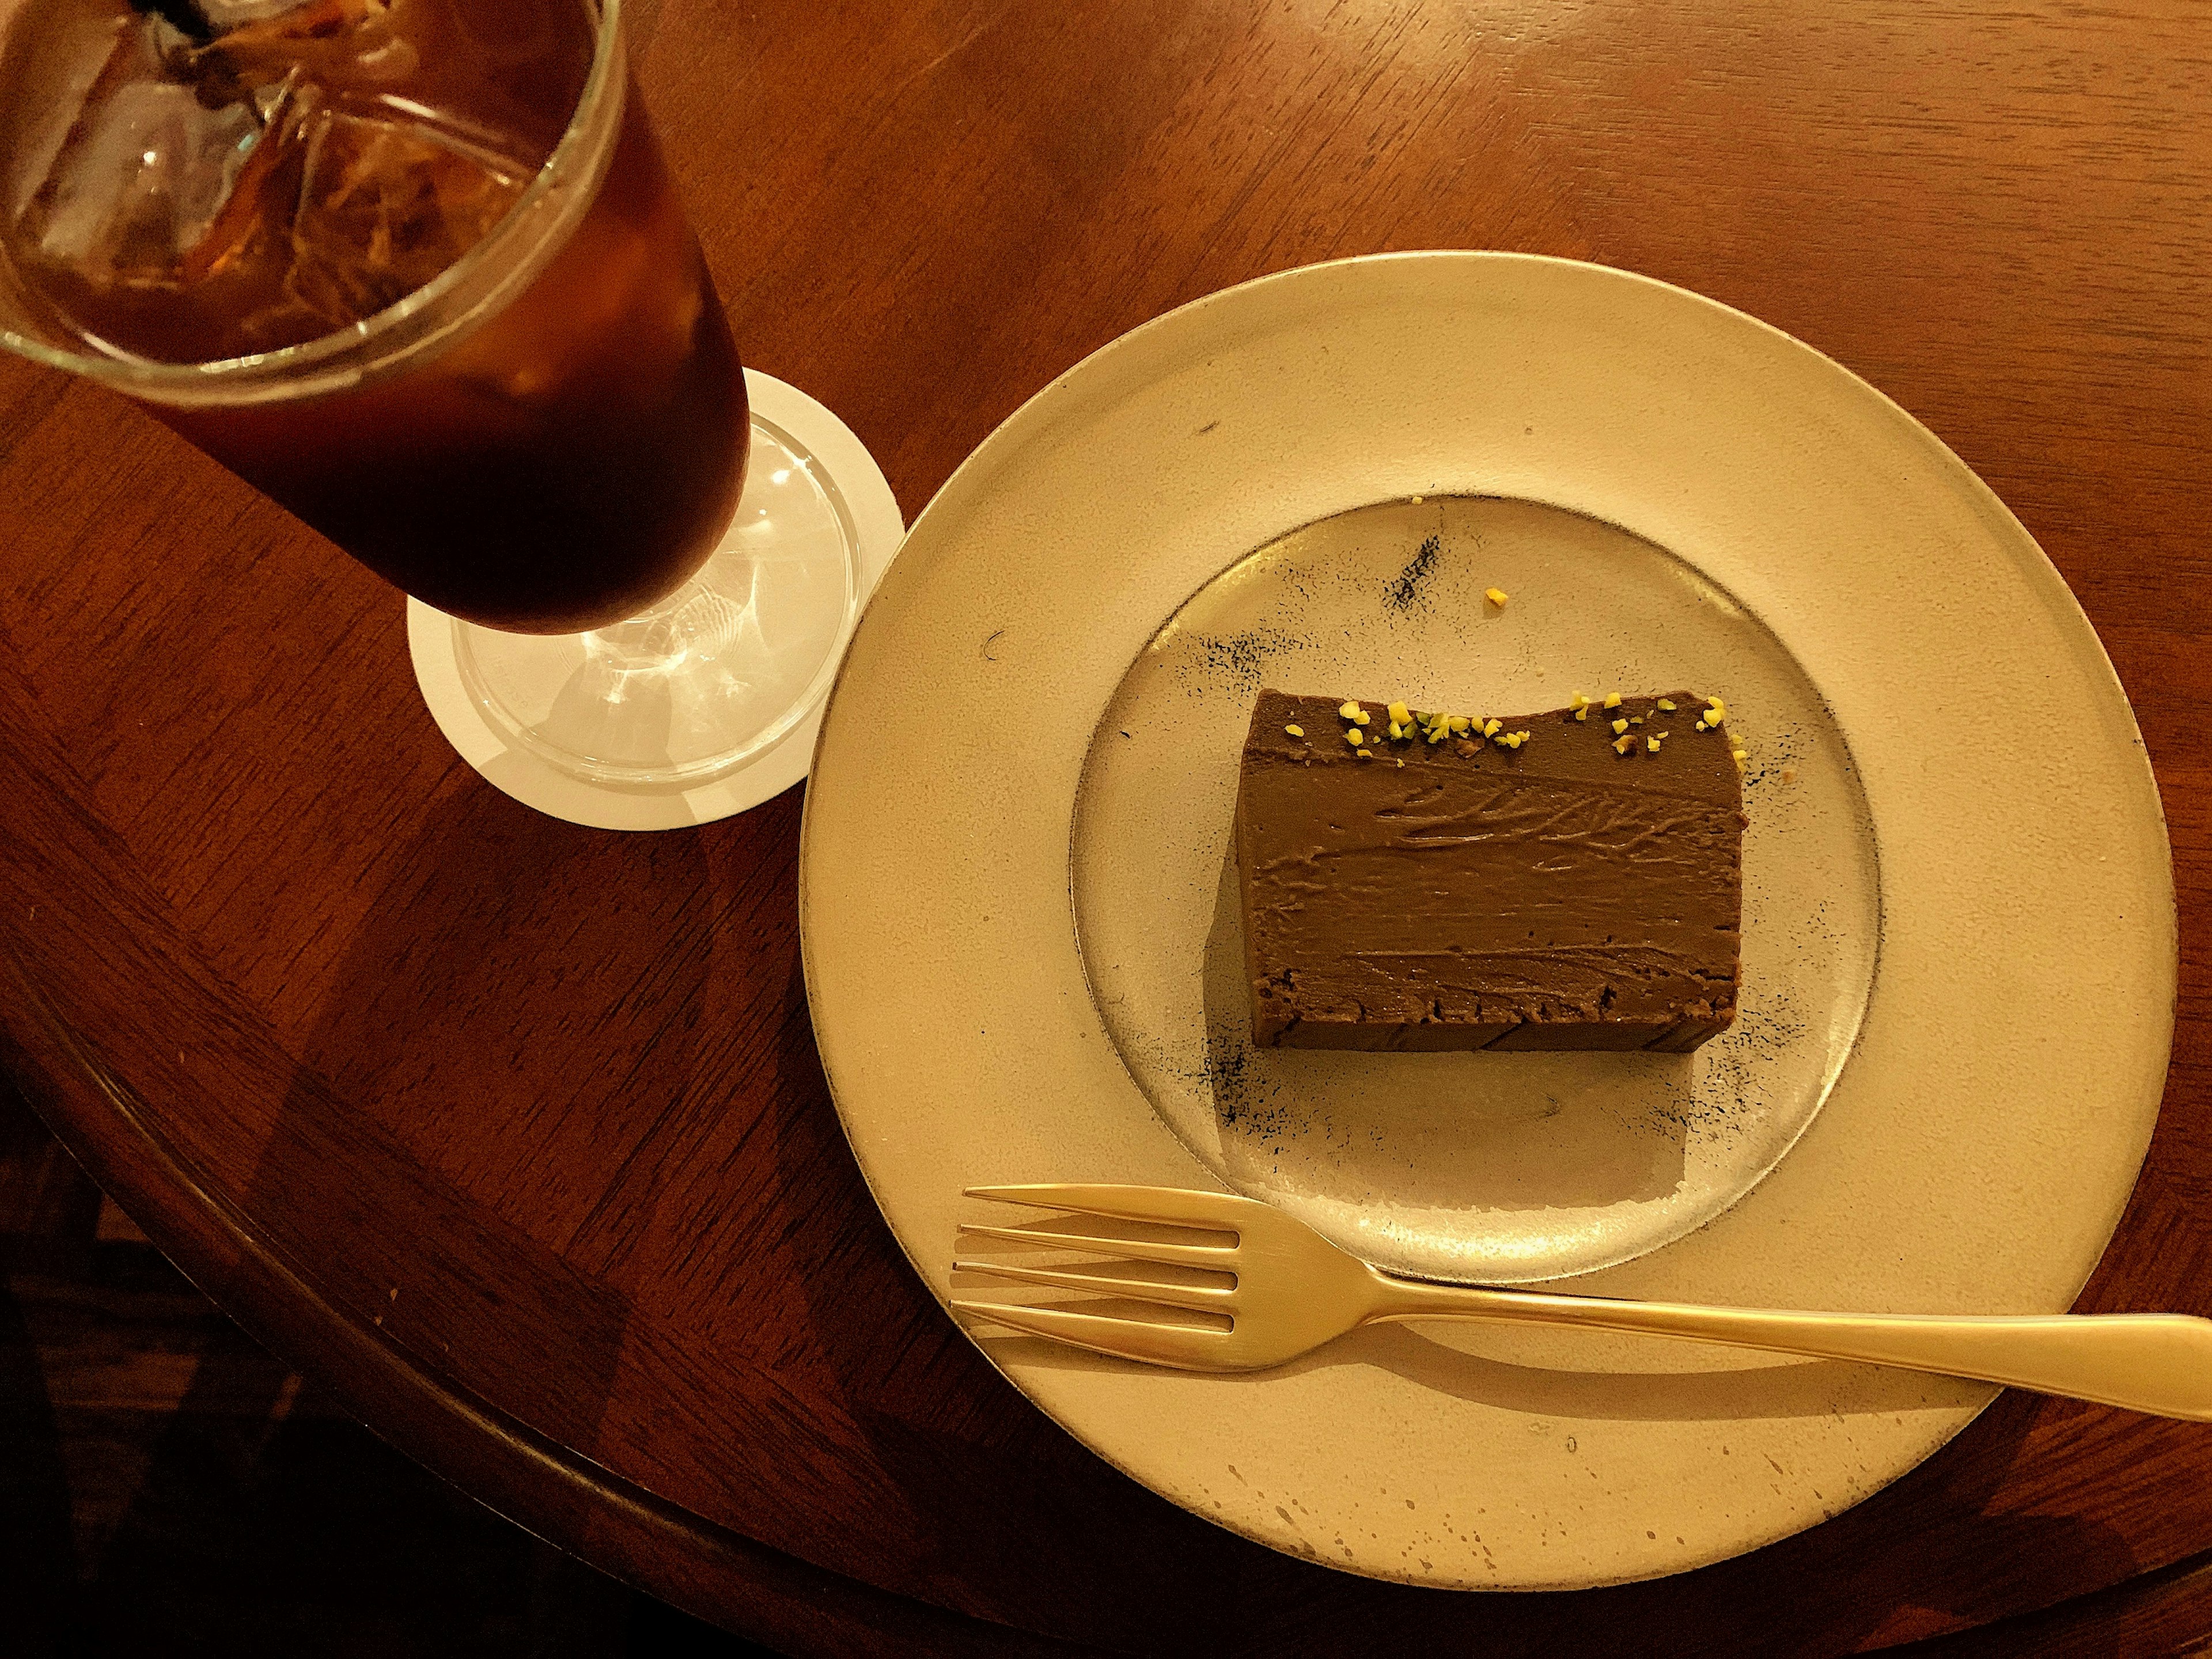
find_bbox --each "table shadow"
[247,779,713,1484]
[0,1253,75,1658]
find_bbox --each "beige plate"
[799,253,2176,1588]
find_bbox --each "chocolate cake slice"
[1235,688,1745,1051]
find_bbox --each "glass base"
[454,412,861,787]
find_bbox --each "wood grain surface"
[3,0,2209,1652]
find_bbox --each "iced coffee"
[0,0,748,632]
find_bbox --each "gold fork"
[952,1185,2212,1419]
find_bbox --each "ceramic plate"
[800,253,2175,1588]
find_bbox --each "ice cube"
[3,0,550,355]
[282,105,524,328]
[14,22,268,291]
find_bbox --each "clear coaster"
[408,370,903,830]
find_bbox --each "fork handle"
[1366,1280,2212,1421]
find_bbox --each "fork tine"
[965,1183,1257,1229]
[953,1257,1232,1312]
[950,1299,1230,1369]
[956,1221,1234,1266]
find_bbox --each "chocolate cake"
[1235,688,1745,1051]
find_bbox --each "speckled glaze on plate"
[799,253,2176,1589]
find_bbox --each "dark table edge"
[0,953,1100,1659]
[1899,1539,2212,1656]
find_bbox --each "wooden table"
[3,1,2209,1652]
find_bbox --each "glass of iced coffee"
[0,0,868,797]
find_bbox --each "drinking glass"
[0,0,869,795]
